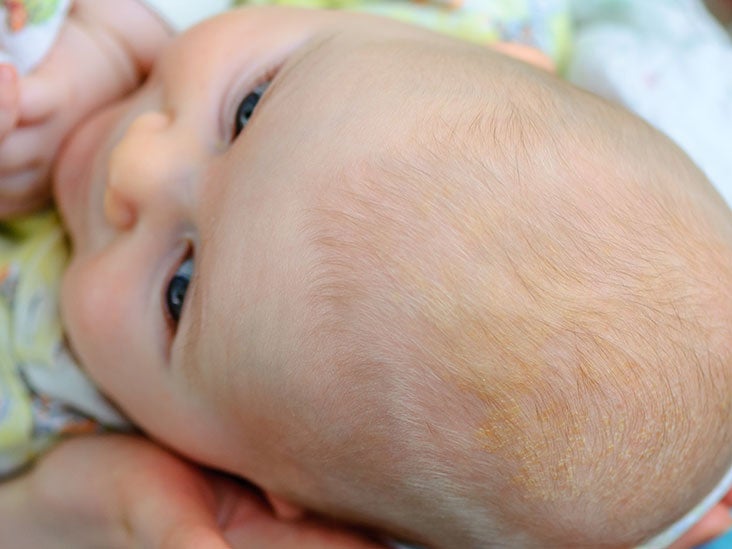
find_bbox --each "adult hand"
[0,434,386,548]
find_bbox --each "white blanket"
[568,0,732,208]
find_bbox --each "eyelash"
[233,81,269,138]
[230,62,281,140]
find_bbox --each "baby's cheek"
[61,255,131,378]
[61,259,95,352]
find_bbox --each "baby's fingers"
[18,70,62,124]
[0,169,51,217]
[0,127,53,216]
[0,65,19,139]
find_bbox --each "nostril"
[104,186,136,230]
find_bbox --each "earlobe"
[490,42,555,73]
[266,493,305,520]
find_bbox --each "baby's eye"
[165,257,194,325]
[234,82,269,137]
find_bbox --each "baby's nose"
[104,111,182,230]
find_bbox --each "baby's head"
[53,7,732,547]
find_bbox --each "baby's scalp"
[295,38,732,546]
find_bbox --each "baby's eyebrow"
[264,31,339,98]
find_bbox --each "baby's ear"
[266,493,305,520]
[490,42,555,72]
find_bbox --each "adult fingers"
[722,487,732,506]
[159,523,234,549]
[490,42,555,72]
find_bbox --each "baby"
[0,0,567,488]
[5,3,732,548]
[56,7,732,548]
[0,0,566,484]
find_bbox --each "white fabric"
[0,0,70,74]
[568,0,732,208]
[142,0,230,31]
[0,0,227,76]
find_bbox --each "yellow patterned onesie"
[0,212,127,477]
[238,0,572,69]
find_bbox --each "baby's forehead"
[270,14,541,100]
